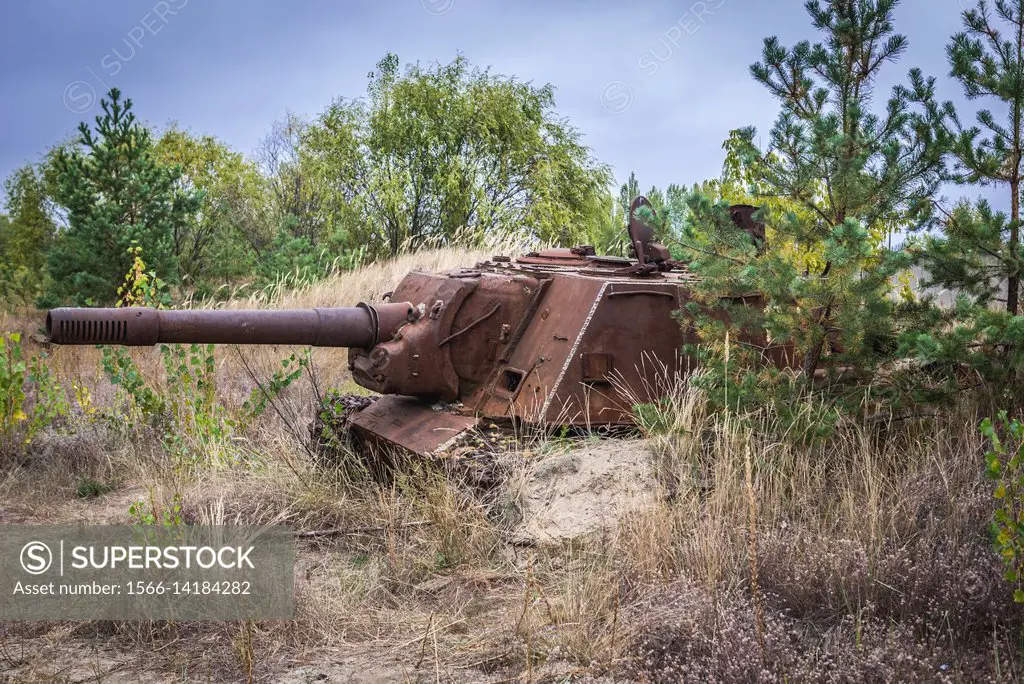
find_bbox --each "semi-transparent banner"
[0,525,294,620]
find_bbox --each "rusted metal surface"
[349,272,478,400]
[627,196,672,269]
[47,303,415,348]
[347,395,479,456]
[46,196,787,457]
[729,204,767,253]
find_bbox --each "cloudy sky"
[0,0,999,209]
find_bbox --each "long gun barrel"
[46,302,416,349]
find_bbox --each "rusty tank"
[45,197,791,457]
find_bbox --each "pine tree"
[679,0,946,415]
[920,0,1024,314]
[899,0,1024,405]
[43,89,200,306]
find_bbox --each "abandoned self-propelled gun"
[45,198,792,456]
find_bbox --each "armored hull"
[346,247,790,455]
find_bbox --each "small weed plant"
[0,332,68,455]
[981,411,1024,601]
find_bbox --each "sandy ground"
[518,440,658,544]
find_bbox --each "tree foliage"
[154,127,269,291]
[904,0,1024,404]
[677,0,947,418]
[1,55,614,306]
[256,114,334,250]
[300,53,611,257]
[930,0,1024,315]
[43,89,201,306]
[0,165,55,304]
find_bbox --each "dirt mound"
[518,439,659,543]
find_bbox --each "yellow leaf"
[13,409,27,422]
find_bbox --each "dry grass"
[620,390,1018,682]
[1,248,1022,682]
[228,245,500,310]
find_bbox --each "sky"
[0,0,1001,210]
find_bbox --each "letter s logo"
[20,542,52,575]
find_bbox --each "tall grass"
[611,376,1017,681]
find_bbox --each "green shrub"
[240,349,310,423]
[0,333,68,453]
[158,341,238,470]
[981,411,1024,602]
[129,494,182,527]
[254,228,365,292]
[100,346,164,422]
[76,477,113,499]
[25,352,69,439]
[0,333,28,442]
